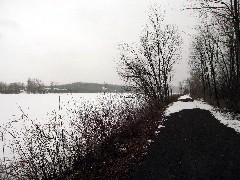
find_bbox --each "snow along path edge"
[164,95,240,134]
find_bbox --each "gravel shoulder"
[129,108,240,179]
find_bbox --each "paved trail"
[129,109,240,179]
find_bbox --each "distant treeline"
[0,78,129,94]
[0,78,48,94]
[57,82,128,93]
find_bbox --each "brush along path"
[130,108,240,179]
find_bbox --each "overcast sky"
[0,0,197,85]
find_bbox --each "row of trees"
[0,82,24,94]
[189,0,240,110]
[118,5,182,106]
[0,78,45,94]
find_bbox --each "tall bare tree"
[118,5,182,106]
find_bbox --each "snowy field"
[0,93,133,124]
[0,93,139,164]
[165,95,240,134]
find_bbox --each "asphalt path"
[129,108,240,179]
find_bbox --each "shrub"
[2,93,160,179]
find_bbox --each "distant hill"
[55,82,128,93]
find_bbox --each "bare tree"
[27,78,45,94]
[188,0,240,109]
[0,82,7,94]
[8,82,24,94]
[118,5,182,106]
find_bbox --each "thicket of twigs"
[0,93,171,179]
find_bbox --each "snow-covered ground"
[0,93,136,124]
[165,94,240,134]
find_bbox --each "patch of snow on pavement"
[165,94,240,134]
[178,94,192,100]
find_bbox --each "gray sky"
[0,0,196,85]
